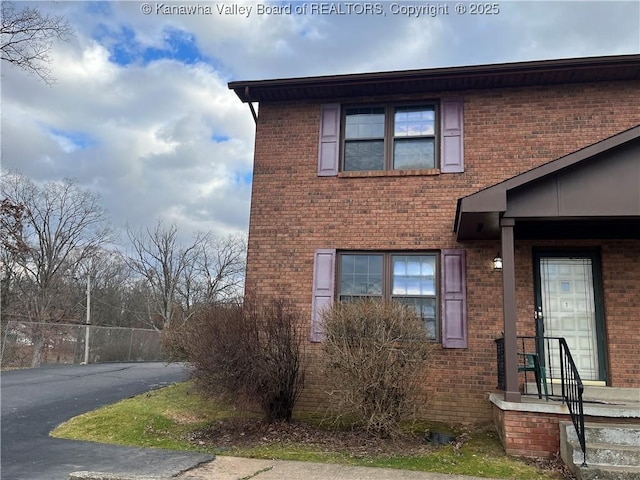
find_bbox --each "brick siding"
[493,407,563,457]
[245,80,640,424]
[494,406,640,458]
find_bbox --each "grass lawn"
[51,381,567,479]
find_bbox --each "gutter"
[245,86,258,124]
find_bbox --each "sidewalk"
[176,456,507,480]
[70,456,509,480]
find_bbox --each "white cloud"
[2,24,255,241]
[2,0,638,247]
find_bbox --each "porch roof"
[454,125,640,240]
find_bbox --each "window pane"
[353,255,369,274]
[421,259,434,276]
[344,140,384,171]
[340,254,383,297]
[392,255,436,295]
[394,106,435,137]
[407,260,421,276]
[407,278,421,295]
[341,255,355,274]
[393,297,437,340]
[393,138,435,170]
[345,107,385,139]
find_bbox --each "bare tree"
[1,198,28,332]
[0,172,113,366]
[1,1,73,84]
[178,233,246,315]
[125,221,202,330]
[200,233,246,303]
[125,224,247,329]
[89,252,137,327]
[65,249,139,328]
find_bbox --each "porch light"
[493,253,503,270]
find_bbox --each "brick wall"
[245,80,640,424]
[601,241,640,386]
[494,406,640,458]
[493,407,563,458]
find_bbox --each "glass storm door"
[535,253,606,382]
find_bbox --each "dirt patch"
[525,454,576,480]
[188,418,434,457]
[165,410,203,425]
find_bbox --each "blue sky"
[2,0,639,244]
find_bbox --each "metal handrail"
[558,337,587,466]
[496,335,587,466]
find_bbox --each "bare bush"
[165,298,306,422]
[322,299,432,437]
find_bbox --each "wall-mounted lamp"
[493,253,503,270]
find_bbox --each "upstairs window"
[318,99,463,177]
[343,107,385,171]
[393,106,436,170]
[343,105,437,172]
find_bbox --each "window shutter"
[440,98,464,173]
[441,249,467,348]
[318,104,340,176]
[311,249,336,342]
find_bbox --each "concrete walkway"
[177,456,508,480]
[70,456,509,480]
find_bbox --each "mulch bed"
[188,418,433,457]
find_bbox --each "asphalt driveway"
[1,362,212,480]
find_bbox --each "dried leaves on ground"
[187,419,576,479]
[188,418,433,457]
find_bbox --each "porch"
[491,381,640,457]
[493,334,639,454]
[453,127,640,473]
[456,126,640,397]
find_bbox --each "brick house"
[229,55,640,461]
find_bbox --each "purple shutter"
[311,249,336,342]
[440,98,464,173]
[318,104,340,176]
[441,249,467,348]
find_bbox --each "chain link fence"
[1,321,166,368]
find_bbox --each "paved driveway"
[1,363,212,480]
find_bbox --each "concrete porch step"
[582,387,640,404]
[574,464,640,480]
[571,442,640,467]
[561,422,640,480]
[582,424,640,447]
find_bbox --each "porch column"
[501,218,521,402]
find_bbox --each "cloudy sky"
[2,0,639,245]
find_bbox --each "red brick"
[246,80,640,425]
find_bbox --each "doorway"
[534,250,606,382]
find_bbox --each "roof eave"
[229,54,640,103]
[454,125,640,240]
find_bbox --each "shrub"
[164,298,306,422]
[322,298,431,437]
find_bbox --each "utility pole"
[83,272,91,364]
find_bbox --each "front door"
[534,251,606,382]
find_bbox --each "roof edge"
[229,54,640,103]
[477,124,640,200]
[454,124,640,235]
